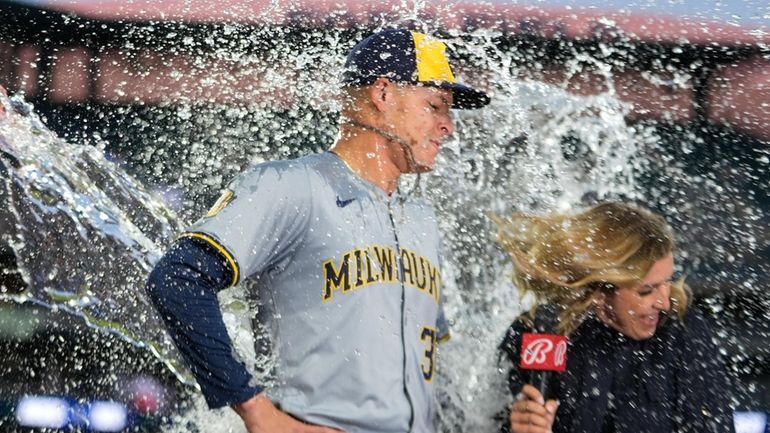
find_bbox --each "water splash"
[429,78,652,432]
[0,25,649,433]
[3,1,768,431]
[0,93,192,387]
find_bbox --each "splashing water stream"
[0,93,192,385]
[1,2,768,432]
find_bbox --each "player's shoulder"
[232,153,326,190]
[407,194,434,209]
[239,154,312,176]
[400,192,438,217]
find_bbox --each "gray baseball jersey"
[184,151,450,433]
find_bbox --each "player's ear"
[368,77,395,113]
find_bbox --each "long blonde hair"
[495,202,689,335]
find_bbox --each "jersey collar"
[325,151,404,206]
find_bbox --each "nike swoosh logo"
[336,196,356,208]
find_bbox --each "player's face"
[386,85,454,173]
[600,253,674,340]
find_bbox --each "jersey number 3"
[420,326,437,382]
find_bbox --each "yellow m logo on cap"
[411,31,456,84]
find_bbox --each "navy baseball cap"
[341,28,490,110]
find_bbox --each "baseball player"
[146,28,489,433]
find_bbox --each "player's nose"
[438,114,454,137]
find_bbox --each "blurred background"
[0,0,768,432]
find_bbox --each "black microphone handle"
[530,369,551,400]
[529,304,559,401]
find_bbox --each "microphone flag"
[520,333,568,372]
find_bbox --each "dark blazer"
[499,307,735,433]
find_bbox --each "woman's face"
[600,252,674,340]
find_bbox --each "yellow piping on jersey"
[180,232,239,287]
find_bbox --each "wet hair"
[495,202,689,335]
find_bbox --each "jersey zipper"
[388,200,415,432]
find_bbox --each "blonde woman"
[496,202,734,433]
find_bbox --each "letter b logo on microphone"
[520,333,568,372]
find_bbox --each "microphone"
[519,306,567,399]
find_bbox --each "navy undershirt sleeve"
[145,236,262,408]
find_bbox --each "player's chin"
[411,156,437,173]
[413,164,434,174]
[413,149,440,171]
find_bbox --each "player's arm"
[145,236,261,408]
[147,237,345,432]
[234,393,345,433]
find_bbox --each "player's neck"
[332,127,402,195]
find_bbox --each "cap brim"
[437,82,490,110]
[342,75,490,109]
